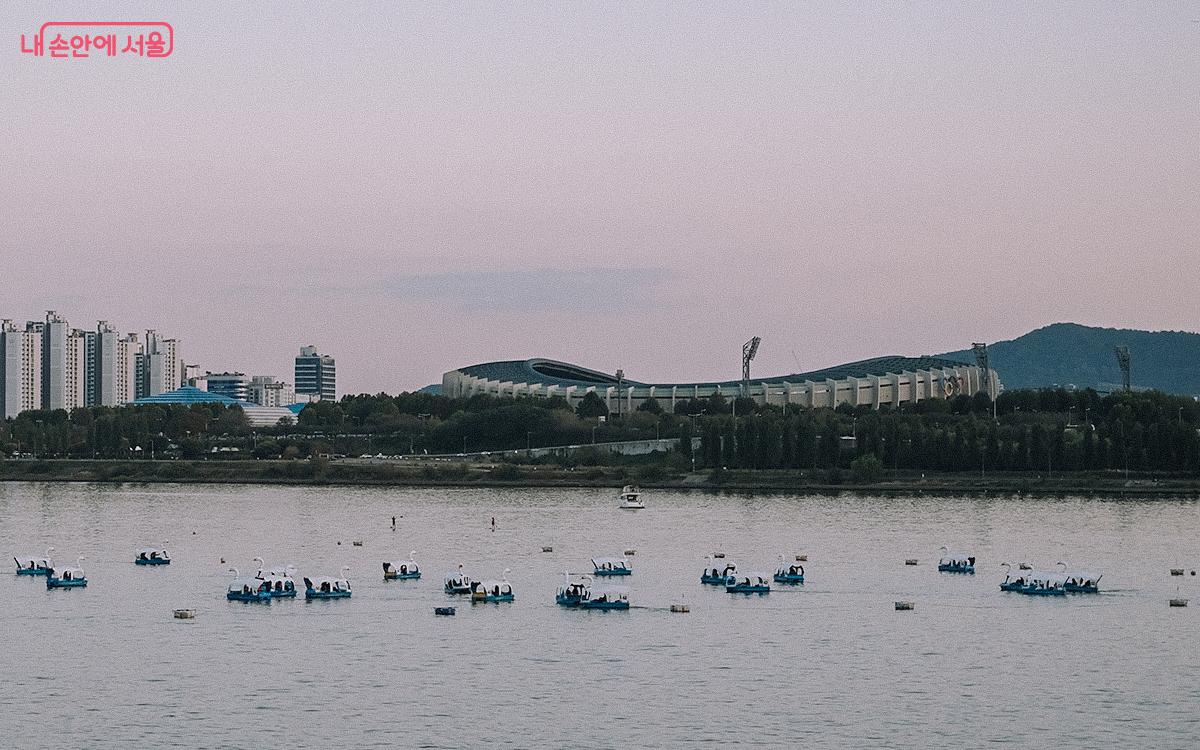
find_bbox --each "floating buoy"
[337,541,342,546]
[624,549,636,556]
[173,609,196,619]
[1171,569,1184,576]
[670,604,690,613]
[712,552,725,559]
[1170,598,1188,607]
[904,559,918,566]
[1192,571,1197,576]
[541,546,553,553]
[895,601,915,611]
[352,541,363,547]
[435,607,456,616]
[796,554,807,562]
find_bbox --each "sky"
[1,3,1197,394]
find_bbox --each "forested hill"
[940,323,1200,395]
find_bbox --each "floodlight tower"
[972,342,995,419]
[1114,345,1131,392]
[741,337,761,397]
[971,343,990,395]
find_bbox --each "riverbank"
[1,458,1197,496]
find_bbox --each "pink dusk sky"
[2,3,1197,394]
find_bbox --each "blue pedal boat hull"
[938,565,975,574]
[46,578,87,589]
[306,590,352,600]
[726,585,770,594]
[1018,587,1066,596]
[227,591,271,602]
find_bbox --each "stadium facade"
[442,356,998,413]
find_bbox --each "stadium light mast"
[741,337,761,397]
[1114,345,1131,392]
[615,368,624,419]
[972,342,996,420]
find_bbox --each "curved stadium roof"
[131,386,300,427]
[456,355,971,389]
[132,386,241,405]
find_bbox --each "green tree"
[637,397,663,415]
[850,454,884,483]
[575,392,609,419]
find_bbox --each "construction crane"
[1114,345,1131,391]
[741,337,761,396]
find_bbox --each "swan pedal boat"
[726,573,771,594]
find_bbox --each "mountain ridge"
[938,322,1200,395]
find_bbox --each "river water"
[1,482,1198,748]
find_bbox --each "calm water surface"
[2,482,1199,749]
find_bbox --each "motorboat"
[774,556,805,584]
[1057,562,1102,593]
[937,547,975,574]
[591,557,632,577]
[618,485,644,510]
[471,570,514,602]
[444,564,473,595]
[579,585,630,610]
[726,572,771,594]
[15,547,53,576]
[383,551,421,580]
[701,557,737,585]
[254,559,298,598]
[556,573,590,607]
[304,568,353,600]
[46,557,87,589]
[135,545,171,566]
[227,568,271,602]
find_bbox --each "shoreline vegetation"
[1,458,1197,496]
[2,385,1197,496]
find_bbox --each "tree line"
[0,386,1197,477]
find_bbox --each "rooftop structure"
[131,385,296,427]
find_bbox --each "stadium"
[442,355,999,413]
